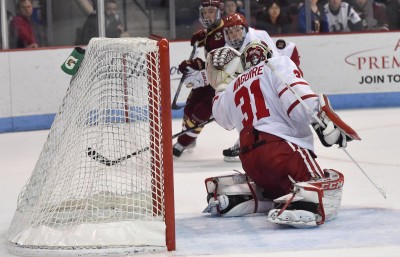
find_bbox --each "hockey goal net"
[7,37,175,255]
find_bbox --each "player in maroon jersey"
[173,0,226,157]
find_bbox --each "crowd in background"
[2,0,400,50]
[249,0,398,34]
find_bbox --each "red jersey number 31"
[234,79,270,127]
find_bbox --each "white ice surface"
[1,107,399,257]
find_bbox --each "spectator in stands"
[324,0,362,32]
[286,1,301,33]
[223,0,245,16]
[254,0,293,35]
[9,0,43,48]
[351,0,389,31]
[319,0,328,6]
[249,0,265,27]
[298,0,329,33]
[380,0,400,30]
[76,0,124,45]
[236,0,245,11]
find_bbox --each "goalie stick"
[266,62,386,199]
[172,42,199,110]
[87,118,215,166]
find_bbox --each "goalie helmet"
[240,40,272,71]
[199,0,222,28]
[223,13,248,49]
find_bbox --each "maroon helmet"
[199,0,222,28]
[240,40,272,70]
[223,13,248,49]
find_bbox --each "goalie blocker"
[313,94,361,148]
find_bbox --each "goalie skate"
[267,209,317,228]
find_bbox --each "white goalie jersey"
[237,28,279,55]
[212,55,320,152]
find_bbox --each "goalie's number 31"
[234,70,302,127]
[234,79,270,127]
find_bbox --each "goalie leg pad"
[311,169,345,221]
[267,169,344,227]
[221,198,273,217]
[203,173,273,217]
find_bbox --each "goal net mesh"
[7,37,173,255]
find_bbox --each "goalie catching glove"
[313,94,361,148]
[206,47,242,92]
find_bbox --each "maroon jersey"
[204,20,226,56]
[176,20,226,148]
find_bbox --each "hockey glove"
[206,47,242,92]
[313,122,349,148]
[313,94,360,148]
[191,29,206,47]
[183,67,208,89]
[178,57,205,74]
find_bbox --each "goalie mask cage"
[7,37,175,256]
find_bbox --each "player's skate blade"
[267,209,317,228]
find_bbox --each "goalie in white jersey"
[221,13,302,162]
[203,40,361,227]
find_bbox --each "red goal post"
[152,35,175,251]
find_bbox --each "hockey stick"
[87,118,215,166]
[172,42,199,110]
[172,117,215,139]
[87,147,149,166]
[266,62,387,199]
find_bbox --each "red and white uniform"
[238,28,278,54]
[213,55,318,150]
[238,29,300,68]
[212,56,324,199]
[276,41,300,68]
